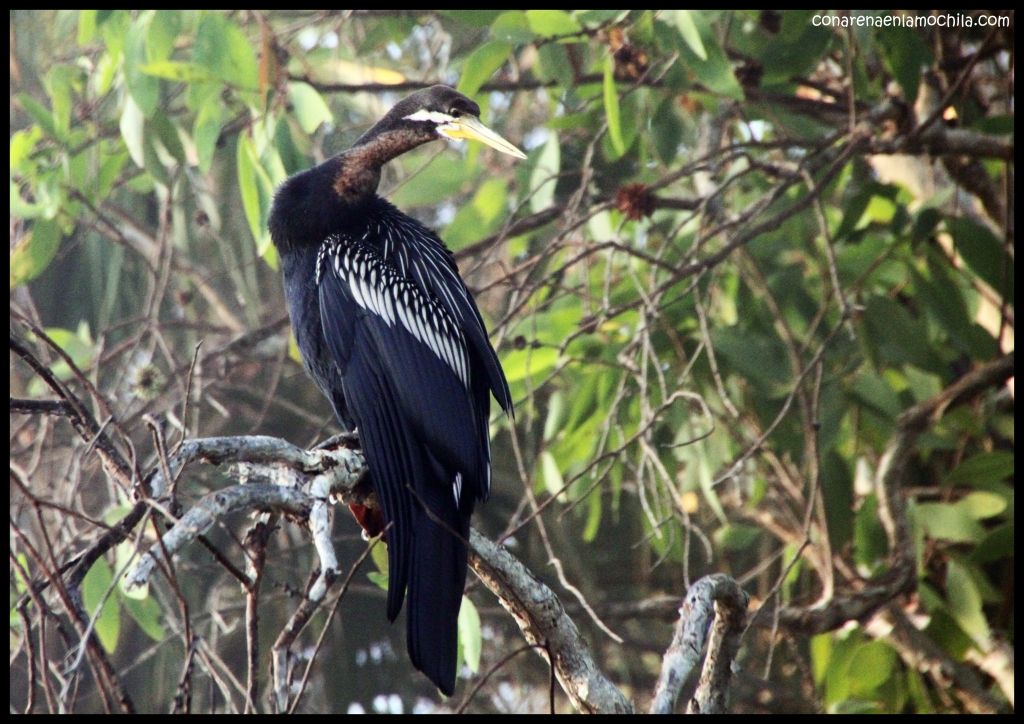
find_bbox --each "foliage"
[10,9,1013,714]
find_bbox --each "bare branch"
[649,574,749,715]
[468,530,633,714]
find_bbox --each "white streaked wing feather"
[322,237,471,387]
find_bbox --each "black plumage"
[268,85,522,695]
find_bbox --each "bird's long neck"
[333,123,435,199]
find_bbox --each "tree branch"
[468,530,633,714]
[649,574,749,714]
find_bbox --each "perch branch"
[468,530,633,714]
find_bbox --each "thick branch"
[867,125,1012,160]
[126,484,314,590]
[649,574,749,715]
[144,435,365,498]
[468,531,633,714]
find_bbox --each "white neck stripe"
[403,109,457,125]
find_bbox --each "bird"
[268,85,523,695]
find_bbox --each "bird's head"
[369,85,527,159]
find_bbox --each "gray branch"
[649,574,749,715]
[128,438,365,601]
[125,484,313,590]
[126,435,636,712]
[468,530,634,714]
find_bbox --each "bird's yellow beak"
[438,116,527,159]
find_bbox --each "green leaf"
[193,101,222,173]
[41,325,95,378]
[582,487,603,542]
[97,10,130,54]
[849,371,902,421]
[536,44,574,86]
[12,553,31,597]
[17,93,59,140]
[879,25,931,106]
[370,535,389,576]
[390,153,476,208]
[916,501,985,543]
[822,451,854,548]
[552,413,600,473]
[969,522,1013,565]
[10,219,61,288]
[288,82,333,134]
[911,258,981,357]
[78,9,98,45]
[124,15,160,117]
[11,169,63,221]
[444,177,508,249]
[441,10,503,27]
[82,558,121,653]
[756,11,833,86]
[651,98,682,164]
[821,631,861,707]
[502,346,559,384]
[847,641,896,696]
[146,10,181,63]
[10,126,43,175]
[139,60,216,84]
[860,194,897,227]
[543,390,565,442]
[120,95,146,168]
[150,111,186,165]
[237,134,268,251]
[861,296,944,374]
[854,494,888,567]
[577,10,626,24]
[92,49,119,97]
[945,451,1014,488]
[457,596,482,673]
[525,10,581,37]
[946,559,991,649]
[194,12,258,92]
[457,41,511,98]
[618,87,644,154]
[696,445,727,523]
[947,217,1013,303]
[603,56,625,158]
[539,450,565,496]
[140,122,172,187]
[490,11,535,43]
[713,524,762,551]
[810,633,832,685]
[529,133,560,213]
[366,571,389,591]
[958,491,1007,520]
[114,539,149,600]
[92,147,129,205]
[43,65,78,140]
[713,326,790,396]
[672,15,743,100]
[121,594,165,643]
[674,11,707,60]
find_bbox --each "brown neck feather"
[332,126,436,199]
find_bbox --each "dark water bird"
[269,85,523,695]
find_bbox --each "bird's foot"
[313,429,360,451]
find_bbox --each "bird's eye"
[448,107,462,118]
